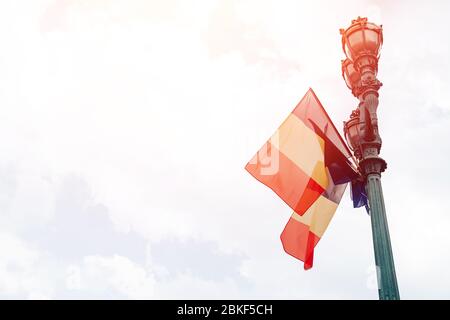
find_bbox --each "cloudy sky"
[0,0,449,299]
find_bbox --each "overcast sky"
[0,0,449,299]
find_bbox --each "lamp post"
[340,17,400,300]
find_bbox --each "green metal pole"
[364,166,400,300]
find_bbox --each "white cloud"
[0,0,449,299]
[67,255,156,299]
[0,232,54,299]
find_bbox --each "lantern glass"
[344,117,361,152]
[343,71,351,89]
[342,59,360,90]
[344,130,352,151]
[347,30,364,59]
[365,28,381,56]
[347,124,359,151]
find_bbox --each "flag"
[245,88,359,269]
[351,179,369,212]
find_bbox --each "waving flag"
[245,88,359,269]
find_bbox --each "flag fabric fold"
[351,179,369,212]
[245,88,359,269]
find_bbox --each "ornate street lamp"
[341,17,400,300]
